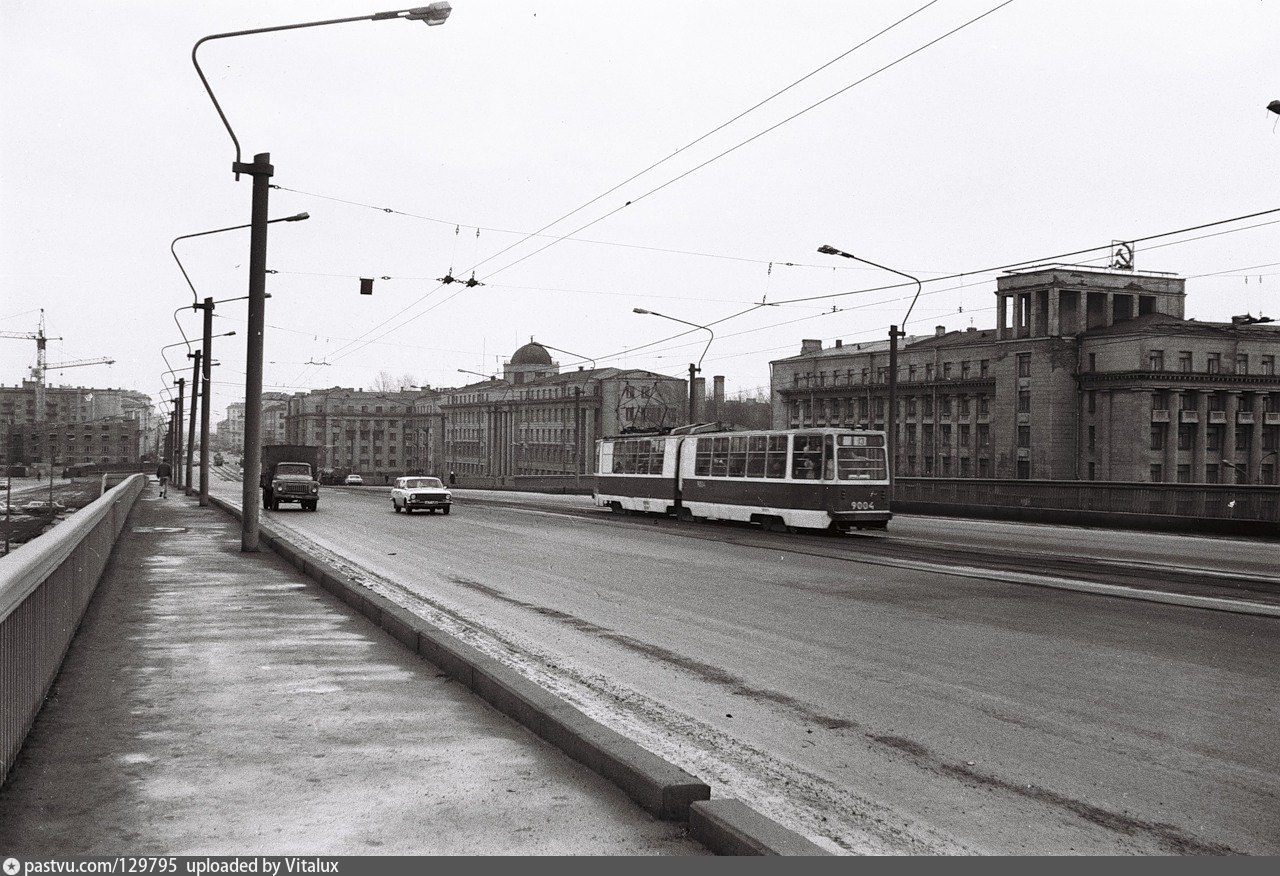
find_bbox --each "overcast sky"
[3,0,1279,423]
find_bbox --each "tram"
[594,425,891,531]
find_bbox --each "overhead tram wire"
[543,206,1280,374]
[296,2,1012,372]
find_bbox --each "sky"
[3,0,1279,425]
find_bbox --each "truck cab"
[260,445,322,511]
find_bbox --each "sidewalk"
[0,485,706,855]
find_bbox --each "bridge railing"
[893,478,1280,534]
[0,473,146,784]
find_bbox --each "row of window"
[1146,424,1279,452]
[1150,391,1278,412]
[1146,351,1277,375]
[793,358,994,388]
[1148,462,1277,484]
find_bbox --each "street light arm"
[817,244,924,327]
[172,213,310,306]
[193,4,451,174]
[631,308,715,370]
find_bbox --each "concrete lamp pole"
[173,215,307,506]
[631,309,714,425]
[193,1,451,551]
[817,245,923,488]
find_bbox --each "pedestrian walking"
[156,459,172,498]
[449,471,456,486]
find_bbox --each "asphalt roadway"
[0,486,706,856]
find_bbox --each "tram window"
[611,438,664,474]
[837,446,887,480]
[766,435,787,478]
[711,436,730,477]
[728,436,749,477]
[791,433,823,479]
[746,435,767,478]
[694,439,713,476]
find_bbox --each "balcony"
[1208,411,1227,424]
[1237,412,1255,425]
[1150,410,1170,422]
[1266,413,1280,425]
[1179,410,1199,423]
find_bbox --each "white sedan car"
[391,476,452,514]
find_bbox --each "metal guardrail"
[0,473,146,784]
[894,478,1280,534]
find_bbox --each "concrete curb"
[689,800,832,855]
[207,497,714,825]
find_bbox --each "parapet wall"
[0,473,146,784]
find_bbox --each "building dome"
[510,341,553,366]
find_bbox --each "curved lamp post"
[174,213,308,505]
[632,308,714,424]
[193,3,450,551]
[817,244,923,485]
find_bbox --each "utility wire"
[292,2,1002,378]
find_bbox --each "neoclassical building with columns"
[771,264,1280,484]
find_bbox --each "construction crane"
[0,309,113,422]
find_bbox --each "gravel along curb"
[205,498,826,852]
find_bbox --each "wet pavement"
[0,484,706,855]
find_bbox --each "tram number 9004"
[849,500,874,510]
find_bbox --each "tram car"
[595,425,891,531]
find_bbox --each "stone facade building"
[444,341,688,480]
[0,383,156,466]
[771,265,1280,484]
[284,387,426,478]
[6,416,145,470]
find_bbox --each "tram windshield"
[834,433,887,480]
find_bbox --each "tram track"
[458,491,1280,611]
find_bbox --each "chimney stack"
[713,375,725,408]
[800,339,822,354]
[935,325,946,337]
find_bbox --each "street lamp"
[193,3,450,551]
[817,245,923,486]
[162,333,235,489]
[632,309,714,424]
[173,214,308,507]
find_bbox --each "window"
[961,361,971,378]
[1178,424,1195,451]
[925,364,935,380]
[1263,356,1275,376]
[1088,353,1096,372]
[979,360,990,378]
[1176,464,1191,483]
[941,424,952,447]
[1087,462,1096,480]
[1204,463,1220,484]
[1150,426,1164,450]
[978,458,991,477]
[790,433,824,479]
[1088,425,1096,452]
[1017,353,1031,377]
[1206,353,1221,374]
[908,365,917,381]
[1150,463,1163,483]
[959,396,971,417]
[1206,426,1223,452]
[1149,350,1164,371]
[1236,354,1248,375]
[977,424,990,447]
[1178,351,1193,372]
[943,363,952,379]
[941,397,952,416]
[1018,390,1031,413]
[960,424,970,447]
[1016,460,1031,479]
[1017,426,1031,448]
[978,396,990,416]
[615,438,666,475]
[1151,391,1168,411]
